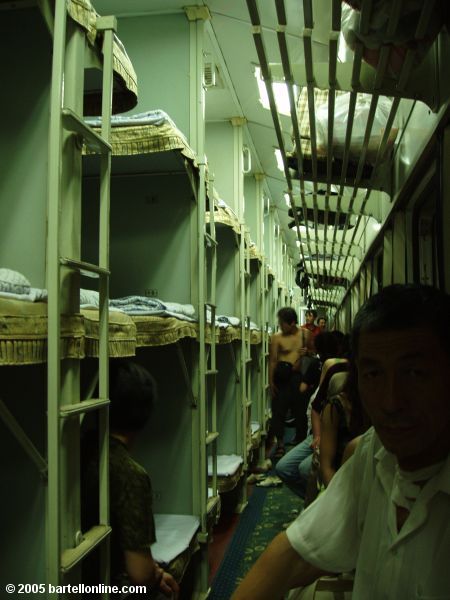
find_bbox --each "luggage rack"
[247,0,447,310]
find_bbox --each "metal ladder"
[46,2,115,595]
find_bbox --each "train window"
[412,176,440,287]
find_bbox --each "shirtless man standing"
[269,308,314,457]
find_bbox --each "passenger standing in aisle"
[301,310,321,337]
[317,317,327,331]
[233,284,450,600]
[269,308,314,457]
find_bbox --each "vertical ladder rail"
[46,0,68,589]
[96,17,116,597]
[208,186,218,500]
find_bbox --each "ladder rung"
[60,258,110,278]
[61,525,111,574]
[245,358,253,364]
[245,400,252,407]
[265,384,270,389]
[206,369,218,376]
[62,108,111,155]
[205,232,218,247]
[60,398,110,418]
[265,352,270,357]
[206,431,219,445]
[205,303,217,309]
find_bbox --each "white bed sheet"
[208,454,243,477]
[251,422,261,435]
[151,514,200,565]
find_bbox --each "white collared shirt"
[286,427,450,599]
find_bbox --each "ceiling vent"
[204,54,224,89]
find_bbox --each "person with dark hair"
[269,307,315,457]
[317,316,327,331]
[276,331,347,498]
[301,309,321,337]
[81,360,179,599]
[233,284,450,600]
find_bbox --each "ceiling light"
[372,221,382,232]
[275,148,284,172]
[255,66,297,117]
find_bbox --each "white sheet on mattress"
[151,514,200,565]
[251,422,261,435]
[208,454,243,477]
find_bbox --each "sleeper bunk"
[0,273,140,365]
[208,454,244,495]
[151,514,201,585]
[206,192,241,235]
[1,0,138,116]
[250,421,262,451]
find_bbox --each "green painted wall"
[0,366,46,587]
[116,15,190,138]
[0,10,51,288]
[83,172,194,303]
[205,123,236,210]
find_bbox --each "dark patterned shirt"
[81,435,156,588]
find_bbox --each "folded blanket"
[85,109,174,129]
[0,268,31,295]
[80,288,100,308]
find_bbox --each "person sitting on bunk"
[232,284,450,600]
[81,360,179,599]
[301,309,321,337]
[275,331,346,498]
[269,307,315,458]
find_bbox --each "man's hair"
[306,309,317,318]
[314,331,344,361]
[277,307,298,324]
[350,284,450,357]
[318,316,327,323]
[109,360,157,433]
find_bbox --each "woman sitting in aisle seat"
[316,371,370,490]
[275,331,347,499]
[81,360,179,599]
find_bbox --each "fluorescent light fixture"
[372,221,382,232]
[255,66,297,116]
[275,148,284,171]
[284,193,291,207]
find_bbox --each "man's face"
[356,328,450,468]
[305,312,315,325]
[279,319,295,334]
[318,318,326,330]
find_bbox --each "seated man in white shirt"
[232,284,450,600]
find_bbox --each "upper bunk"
[0,0,138,116]
[83,109,199,190]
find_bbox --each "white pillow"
[0,268,31,295]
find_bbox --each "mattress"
[209,454,244,494]
[132,315,199,347]
[247,243,263,262]
[206,197,241,234]
[85,110,196,164]
[66,0,138,115]
[0,298,84,366]
[81,308,137,357]
[250,422,262,450]
[151,514,200,581]
[217,325,241,345]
